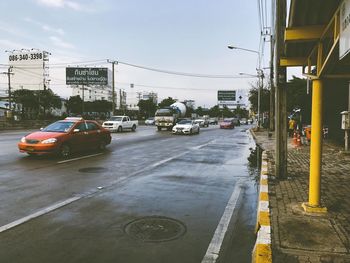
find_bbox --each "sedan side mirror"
[73,129,80,133]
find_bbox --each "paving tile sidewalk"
[253,130,350,263]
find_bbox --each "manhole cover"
[78,167,107,173]
[124,216,186,242]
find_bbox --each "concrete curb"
[252,150,272,263]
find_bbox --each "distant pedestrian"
[288,118,295,137]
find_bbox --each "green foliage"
[249,85,270,113]
[66,96,83,114]
[221,106,235,118]
[208,105,220,117]
[12,89,38,110]
[195,106,204,116]
[185,106,194,118]
[138,98,157,118]
[158,97,176,108]
[85,100,112,113]
[36,89,62,110]
[286,76,311,123]
[232,107,249,118]
[12,88,61,119]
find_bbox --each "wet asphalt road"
[0,125,258,263]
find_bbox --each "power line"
[116,60,249,79]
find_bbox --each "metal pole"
[308,79,323,207]
[82,84,85,115]
[257,75,261,128]
[112,62,116,115]
[119,88,122,111]
[8,67,12,111]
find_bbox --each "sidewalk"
[253,130,350,263]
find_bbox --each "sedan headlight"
[20,137,26,143]
[41,138,57,144]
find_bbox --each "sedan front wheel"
[98,140,107,151]
[60,144,71,158]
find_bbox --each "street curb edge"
[252,151,272,263]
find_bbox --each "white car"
[194,118,209,127]
[145,117,155,125]
[172,119,200,135]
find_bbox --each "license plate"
[26,147,34,152]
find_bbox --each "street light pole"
[228,45,262,129]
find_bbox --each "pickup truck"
[102,116,138,132]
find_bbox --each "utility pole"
[275,0,287,178]
[119,88,122,112]
[107,60,118,115]
[269,28,275,131]
[82,84,85,115]
[1,66,14,116]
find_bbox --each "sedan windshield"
[42,121,75,133]
[178,120,192,124]
[109,117,122,121]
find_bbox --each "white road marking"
[57,153,104,164]
[202,180,244,263]
[0,196,81,233]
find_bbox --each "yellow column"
[302,79,327,213]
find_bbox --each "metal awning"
[283,0,350,79]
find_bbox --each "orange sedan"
[18,117,111,157]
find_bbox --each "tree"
[12,89,38,118]
[158,97,176,108]
[36,89,62,112]
[248,83,270,114]
[208,105,221,117]
[221,106,234,118]
[137,98,157,118]
[232,107,249,119]
[66,96,83,115]
[286,76,311,124]
[185,106,194,118]
[85,100,112,113]
[195,106,204,116]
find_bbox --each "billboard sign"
[340,0,350,59]
[66,67,108,85]
[8,51,46,91]
[218,90,236,101]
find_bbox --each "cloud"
[24,17,65,36]
[36,0,88,11]
[49,36,75,49]
[42,25,65,36]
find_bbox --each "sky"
[0,0,299,108]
